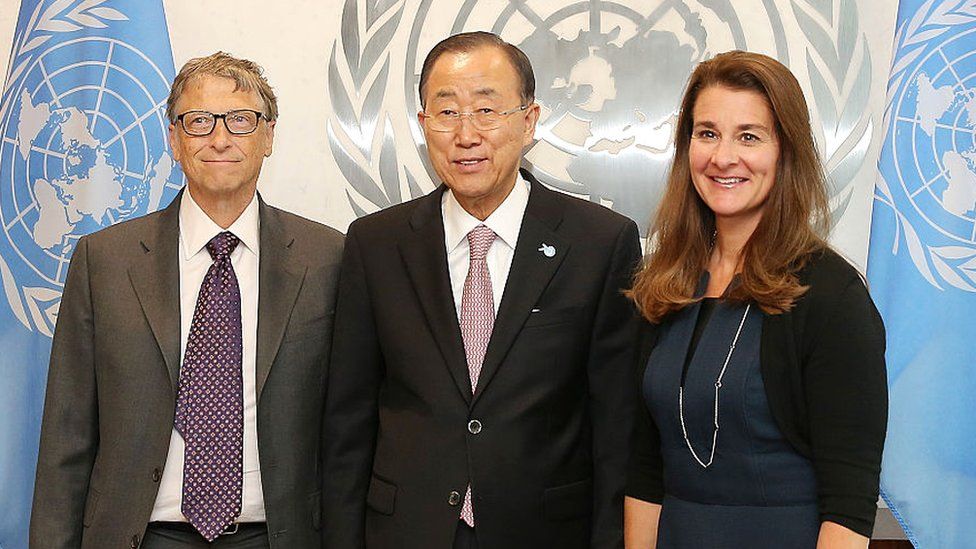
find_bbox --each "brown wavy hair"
[628,50,830,322]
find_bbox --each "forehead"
[692,85,774,124]
[426,46,521,101]
[175,75,263,111]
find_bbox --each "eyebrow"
[431,87,501,101]
[693,120,773,133]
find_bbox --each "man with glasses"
[31,52,343,549]
[324,32,640,548]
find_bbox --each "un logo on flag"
[0,36,181,336]
[879,6,976,291]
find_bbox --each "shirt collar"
[179,190,260,260]
[442,172,530,253]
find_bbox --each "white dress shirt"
[150,190,266,522]
[442,174,530,318]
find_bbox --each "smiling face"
[419,46,539,220]
[689,85,779,232]
[169,75,275,213]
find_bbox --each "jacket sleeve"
[586,219,642,548]
[803,267,888,538]
[322,225,382,549]
[625,324,665,504]
[29,236,98,549]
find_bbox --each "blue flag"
[868,0,976,546]
[0,1,181,546]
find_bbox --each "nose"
[208,119,234,150]
[710,137,738,169]
[454,116,482,147]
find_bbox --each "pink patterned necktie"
[459,224,496,527]
[174,231,243,541]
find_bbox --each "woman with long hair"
[624,51,887,548]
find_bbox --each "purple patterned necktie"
[175,231,243,541]
[459,224,496,527]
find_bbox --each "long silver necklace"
[678,303,751,469]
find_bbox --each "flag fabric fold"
[868,0,976,547]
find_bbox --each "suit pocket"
[366,474,397,516]
[82,487,99,527]
[543,478,591,521]
[523,306,582,329]
[309,490,322,530]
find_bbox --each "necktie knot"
[207,231,240,261]
[467,225,496,261]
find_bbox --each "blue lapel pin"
[538,243,556,258]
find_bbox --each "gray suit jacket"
[29,192,343,549]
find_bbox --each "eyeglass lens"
[181,110,260,136]
[429,111,500,131]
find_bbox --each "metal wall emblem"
[328,0,874,234]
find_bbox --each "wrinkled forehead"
[176,74,264,110]
[425,46,522,103]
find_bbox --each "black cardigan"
[627,249,888,538]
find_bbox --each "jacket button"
[448,490,462,506]
[130,534,140,548]
[152,468,162,482]
[467,419,482,435]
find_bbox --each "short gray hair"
[166,51,278,122]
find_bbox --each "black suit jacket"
[30,192,344,549]
[323,172,641,548]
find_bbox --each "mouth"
[453,157,487,173]
[710,176,748,189]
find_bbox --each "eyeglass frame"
[174,109,267,137]
[419,104,531,132]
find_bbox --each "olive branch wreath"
[0,0,128,336]
[873,0,976,292]
[790,0,875,227]
[326,0,429,218]
[1,0,126,125]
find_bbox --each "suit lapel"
[255,198,307,401]
[398,187,472,404]
[128,194,182,391]
[473,178,569,404]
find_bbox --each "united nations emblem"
[403,0,792,228]
[329,0,874,237]
[875,5,976,291]
[0,4,181,336]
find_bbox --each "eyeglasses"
[176,109,265,136]
[420,104,529,132]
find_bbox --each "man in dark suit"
[30,52,342,549]
[323,32,640,549]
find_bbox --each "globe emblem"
[405,0,787,233]
[0,36,181,334]
[891,27,976,244]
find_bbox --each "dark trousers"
[453,521,478,549]
[141,523,270,549]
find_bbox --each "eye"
[476,107,497,115]
[695,129,717,139]
[740,132,761,143]
[438,109,458,117]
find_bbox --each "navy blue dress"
[642,297,820,548]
